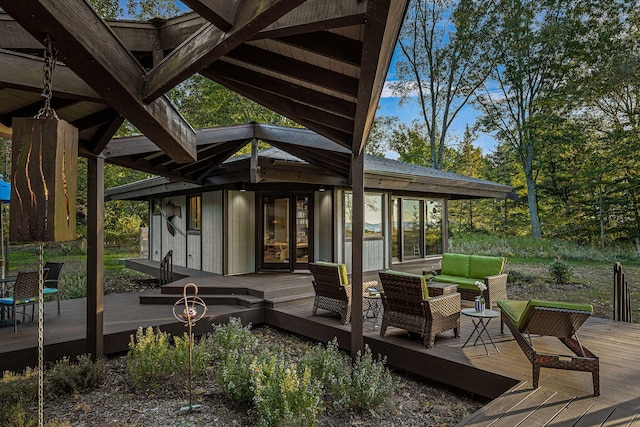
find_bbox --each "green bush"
[507,270,536,285]
[46,355,105,396]
[548,258,573,284]
[59,271,86,300]
[217,349,257,403]
[349,346,396,410]
[125,327,173,390]
[207,317,257,361]
[173,333,213,378]
[251,354,322,427]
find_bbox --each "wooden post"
[9,118,77,242]
[351,151,364,358]
[613,262,632,323]
[87,156,104,359]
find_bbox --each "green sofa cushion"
[316,261,349,286]
[385,270,429,299]
[498,299,594,331]
[440,253,470,277]
[469,255,505,279]
[431,275,478,289]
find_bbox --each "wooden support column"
[350,150,364,358]
[86,156,104,360]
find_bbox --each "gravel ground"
[43,324,485,427]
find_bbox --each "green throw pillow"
[440,253,471,277]
[385,270,429,299]
[469,255,506,279]
[316,261,349,286]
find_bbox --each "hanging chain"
[38,242,44,427]
[36,35,59,120]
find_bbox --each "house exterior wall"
[162,196,186,266]
[225,190,256,275]
[150,213,161,261]
[314,191,333,262]
[202,190,223,274]
[187,234,201,269]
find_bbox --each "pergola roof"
[105,123,513,201]
[0,1,408,166]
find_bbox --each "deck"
[1,265,640,425]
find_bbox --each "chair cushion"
[440,253,470,277]
[385,270,429,299]
[0,296,38,305]
[316,261,349,286]
[43,287,58,295]
[0,297,13,305]
[498,299,593,331]
[433,275,478,289]
[469,255,505,279]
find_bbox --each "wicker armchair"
[378,271,460,348]
[309,262,352,324]
[498,299,599,396]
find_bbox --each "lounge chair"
[309,262,353,324]
[497,299,599,396]
[379,271,460,348]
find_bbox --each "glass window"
[151,199,161,214]
[344,192,383,238]
[402,199,422,259]
[188,195,201,231]
[425,200,443,255]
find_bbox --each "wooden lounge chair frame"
[499,302,600,396]
[378,272,460,348]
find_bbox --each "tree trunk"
[523,146,542,238]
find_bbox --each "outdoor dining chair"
[43,261,64,315]
[0,270,41,333]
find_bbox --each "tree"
[392,0,496,169]
[473,0,619,238]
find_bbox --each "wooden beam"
[70,108,119,131]
[0,0,197,163]
[250,137,260,183]
[352,0,408,154]
[0,98,77,127]
[89,113,125,155]
[211,74,353,148]
[201,62,356,118]
[180,0,238,32]
[143,0,306,101]
[0,49,100,101]
[224,44,358,98]
[276,32,362,66]
[351,150,364,357]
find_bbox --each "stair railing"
[160,250,174,286]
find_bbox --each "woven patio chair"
[43,261,64,315]
[378,271,460,348]
[309,262,352,324]
[0,270,41,333]
[498,299,600,396]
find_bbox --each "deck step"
[139,293,264,308]
[160,285,250,296]
[265,292,316,309]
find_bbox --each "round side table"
[461,308,501,355]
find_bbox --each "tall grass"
[450,233,639,264]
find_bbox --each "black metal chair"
[0,270,41,333]
[43,261,64,315]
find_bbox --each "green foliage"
[173,333,213,378]
[0,369,38,426]
[46,355,105,396]
[207,317,257,361]
[548,259,574,284]
[507,270,537,285]
[251,354,323,427]
[301,339,396,411]
[59,271,87,300]
[217,348,256,403]
[125,327,173,390]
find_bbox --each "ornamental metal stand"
[172,283,207,412]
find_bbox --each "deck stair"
[138,274,315,309]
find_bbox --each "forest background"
[1,0,638,253]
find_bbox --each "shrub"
[548,258,573,284]
[217,349,257,403]
[349,346,396,410]
[207,317,257,361]
[125,327,173,390]
[507,270,536,285]
[251,354,322,427]
[172,333,213,378]
[46,355,105,396]
[59,271,87,300]
[300,338,351,409]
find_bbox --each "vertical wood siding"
[314,191,333,262]
[162,196,186,267]
[226,190,255,275]
[344,239,385,273]
[187,234,201,269]
[202,191,223,274]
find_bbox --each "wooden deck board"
[2,267,640,425]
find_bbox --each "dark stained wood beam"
[275,32,362,67]
[0,98,77,127]
[143,0,306,102]
[352,0,408,155]
[254,0,367,39]
[0,0,197,163]
[211,74,353,148]
[88,113,125,155]
[176,140,250,176]
[180,0,238,32]
[224,44,358,98]
[0,49,101,101]
[201,62,356,118]
[70,108,119,131]
[267,141,350,178]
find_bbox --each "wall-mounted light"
[239,183,247,192]
[319,187,326,192]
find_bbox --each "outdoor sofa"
[497,299,599,396]
[424,253,507,308]
[378,270,460,348]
